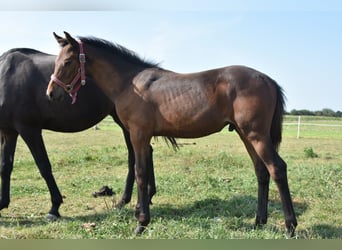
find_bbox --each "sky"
[0,0,341,112]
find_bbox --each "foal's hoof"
[115,199,127,209]
[46,213,60,222]
[255,215,267,226]
[286,224,296,238]
[134,225,146,235]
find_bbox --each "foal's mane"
[78,36,177,149]
[78,36,160,68]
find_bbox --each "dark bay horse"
[47,32,297,236]
[0,47,160,220]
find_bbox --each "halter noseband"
[50,40,86,104]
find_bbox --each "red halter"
[50,40,86,104]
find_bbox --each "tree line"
[286,108,342,117]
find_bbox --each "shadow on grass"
[150,195,313,236]
[152,195,308,220]
[0,195,307,226]
[0,214,51,228]
[296,224,342,239]
[4,195,328,238]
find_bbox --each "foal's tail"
[269,77,286,152]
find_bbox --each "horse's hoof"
[46,213,60,222]
[134,225,146,234]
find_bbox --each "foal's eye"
[64,60,72,66]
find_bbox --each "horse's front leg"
[18,127,63,220]
[0,129,18,212]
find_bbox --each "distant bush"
[287,108,342,117]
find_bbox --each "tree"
[321,108,336,117]
[289,108,341,117]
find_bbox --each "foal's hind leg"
[254,160,270,226]
[18,127,63,220]
[237,135,270,226]
[0,129,18,212]
[245,134,297,236]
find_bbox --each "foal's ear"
[64,31,79,50]
[53,32,68,47]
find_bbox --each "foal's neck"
[86,46,147,102]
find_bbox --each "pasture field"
[0,115,341,239]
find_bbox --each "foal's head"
[46,32,86,103]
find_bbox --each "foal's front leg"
[131,134,151,234]
[117,141,155,208]
[110,113,156,208]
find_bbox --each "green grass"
[0,116,341,239]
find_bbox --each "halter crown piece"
[50,40,86,104]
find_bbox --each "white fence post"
[297,116,301,139]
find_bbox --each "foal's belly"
[155,109,229,138]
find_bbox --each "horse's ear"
[53,32,68,47]
[64,31,79,50]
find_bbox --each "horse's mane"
[0,48,53,60]
[78,36,160,69]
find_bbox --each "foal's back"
[130,65,276,138]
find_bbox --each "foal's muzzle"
[46,80,61,101]
[47,40,86,104]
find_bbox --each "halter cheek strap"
[50,40,86,104]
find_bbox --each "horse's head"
[46,32,86,104]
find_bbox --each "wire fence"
[283,116,342,139]
[95,115,342,139]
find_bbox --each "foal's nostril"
[46,90,54,100]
